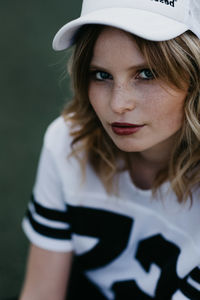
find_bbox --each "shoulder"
[39,116,77,187]
[44,116,72,153]
[40,116,106,197]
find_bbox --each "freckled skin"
[88,27,188,162]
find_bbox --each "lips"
[111,122,144,135]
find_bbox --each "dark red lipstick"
[111,122,144,136]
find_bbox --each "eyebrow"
[89,63,150,71]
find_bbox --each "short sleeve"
[22,122,74,252]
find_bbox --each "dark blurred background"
[0,1,82,298]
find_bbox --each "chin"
[106,130,151,153]
[112,139,146,153]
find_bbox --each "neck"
[137,133,178,169]
[128,135,177,190]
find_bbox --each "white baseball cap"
[53,0,200,51]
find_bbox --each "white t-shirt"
[22,116,200,300]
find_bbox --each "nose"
[110,84,136,114]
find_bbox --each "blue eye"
[138,69,155,80]
[94,71,113,81]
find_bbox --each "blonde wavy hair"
[62,25,200,203]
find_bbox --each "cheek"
[88,89,99,115]
[88,84,107,116]
[144,86,186,127]
[88,84,97,106]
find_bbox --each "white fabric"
[81,0,188,21]
[188,0,200,39]
[52,0,200,51]
[22,116,200,299]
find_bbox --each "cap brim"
[53,7,188,51]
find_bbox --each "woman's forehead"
[91,26,146,66]
[96,25,134,42]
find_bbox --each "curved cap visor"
[53,8,188,50]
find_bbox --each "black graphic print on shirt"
[67,205,200,300]
[26,197,200,300]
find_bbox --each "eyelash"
[136,69,155,80]
[89,71,113,81]
[89,69,155,82]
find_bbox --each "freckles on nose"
[115,82,128,91]
[112,82,130,97]
[111,85,128,103]
[110,84,136,112]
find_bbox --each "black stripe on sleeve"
[31,194,69,223]
[26,209,71,240]
[190,267,200,284]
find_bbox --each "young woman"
[20,1,200,299]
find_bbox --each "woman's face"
[88,27,188,156]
